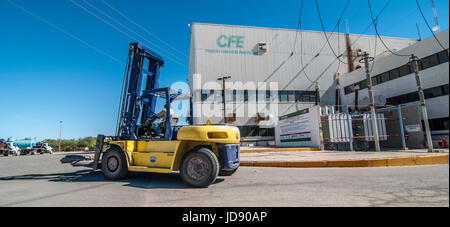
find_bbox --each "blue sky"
[0,0,448,140]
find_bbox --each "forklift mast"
[117,43,164,140]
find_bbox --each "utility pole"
[335,85,341,112]
[359,51,380,152]
[410,55,434,152]
[345,19,355,73]
[315,82,320,106]
[218,75,231,124]
[59,120,62,153]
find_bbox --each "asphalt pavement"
[0,153,448,207]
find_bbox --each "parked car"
[31,142,53,155]
[0,140,21,156]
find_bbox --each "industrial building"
[187,23,419,146]
[339,29,449,142]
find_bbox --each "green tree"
[43,137,97,152]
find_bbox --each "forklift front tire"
[180,148,219,188]
[101,147,128,180]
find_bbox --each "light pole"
[59,120,62,153]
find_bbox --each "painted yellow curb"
[240,147,321,153]
[240,154,449,168]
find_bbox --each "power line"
[367,0,410,57]
[314,0,352,64]
[292,0,315,83]
[82,0,188,64]
[381,9,418,34]
[368,1,378,72]
[415,0,446,51]
[7,0,173,87]
[370,29,378,72]
[313,0,354,63]
[6,0,125,65]
[291,0,304,55]
[292,0,354,86]
[69,0,187,68]
[350,0,393,49]
[295,0,393,81]
[68,0,188,68]
[292,0,353,83]
[99,0,189,59]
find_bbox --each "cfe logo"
[217,35,244,48]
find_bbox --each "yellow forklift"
[62,43,240,187]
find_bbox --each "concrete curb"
[240,154,449,168]
[240,147,321,153]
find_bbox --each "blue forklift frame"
[117,42,193,141]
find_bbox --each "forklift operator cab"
[94,43,240,188]
[142,103,179,138]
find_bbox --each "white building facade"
[338,29,449,140]
[187,23,418,145]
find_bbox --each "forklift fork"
[60,134,105,169]
[92,134,105,170]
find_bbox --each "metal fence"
[320,105,425,151]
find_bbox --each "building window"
[398,64,412,77]
[295,91,303,102]
[380,72,390,83]
[259,128,275,137]
[343,50,449,95]
[248,126,258,137]
[444,119,450,130]
[443,84,449,95]
[257,90,265,103]
[201,90,215,102]
[438,50,449,64]
[371,76,378,86]
[225,90,233,102]
[244,90,249,102]
[247,90,257,102]
[266,90,271,102]
[259,128,268,137]
[424,86,443,99]
[386,84,449,105]
[294,91,316,102]
[279,91,288,102]
[359,80,368,90]
[344,85,354,95]
[406,92,419,103]
[238,126,275,137]
[287,91,295,102]
[238,126,247,137]
[421,54,439,70]
[389,68,400,80]
[423,118,450,131]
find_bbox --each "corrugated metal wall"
[188,23,418,127]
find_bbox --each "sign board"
[405,124,421,133]
[275,106,321,147]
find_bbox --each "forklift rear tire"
[180,148,219,188]
[101,147,128,180]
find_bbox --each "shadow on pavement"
[0,169,225,189]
